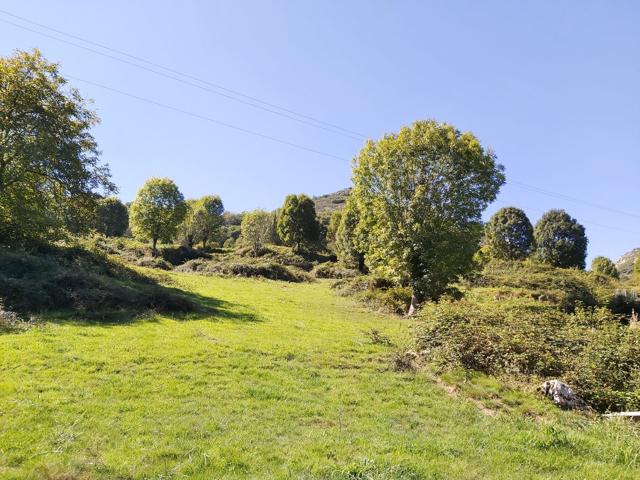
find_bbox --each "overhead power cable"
[0,12,367,141]
[507,180,640,221]
[3,8,638,223]
[66,74,349,164]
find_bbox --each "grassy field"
[2,273,640,479]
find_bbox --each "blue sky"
[1,1,638,263]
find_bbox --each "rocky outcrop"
[540,380,586,410]
[616,248,640,279]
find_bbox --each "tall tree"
[276,194,320,253]
[0,49,114,245]
[335,199,366,271]
[484,207,534,260]
[129,178,186,254]
[95,197,129,237]
[350,120,505,313]
[240,209,273,256]
[192,195,224,249]
[534,209,587,269]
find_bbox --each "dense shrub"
[591,256,620,279]
[414,300,640,412]
[176,257,310,283]
[332,275,412,314]
[484,207,534,260]
[0,246,194,315]
[534,210,587,269]
[312,262,359,279]
[469,259,614,312]
[160,245,209,266]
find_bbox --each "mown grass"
[2,274,640,479]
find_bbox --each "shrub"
[414,299,640,412]
[591,256,620,279]
[176,258,310,283]
[312,262,359,279]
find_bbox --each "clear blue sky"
[1,1,638,263]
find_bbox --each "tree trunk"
[152,237,158,257]
[407,294,420,316]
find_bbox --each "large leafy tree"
[240,209,273,256]
[192,195,224,249]
[0,49,114,245]
[350,120,505,313]
[129,178,186,254]
[276,194,320,253]
[591,256,619,279]
[484,207,534,260]
[95,197,129,237]
[534,209,587,269]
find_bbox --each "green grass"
[2,274,640,479]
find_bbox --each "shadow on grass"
[0,244,261,328]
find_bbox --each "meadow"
[2,272,640,479]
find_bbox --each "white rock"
[540,380,586,410]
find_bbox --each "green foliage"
[276,194,320,253]
[326,210,342,246]
[0,49,115,246]
[591,256,620,279]
[534,209,587,269]
[335,198,366,271]
[95,196,129,237]
[177,257,309,282]
[240,209,275,256]
[484,207,534,260]
[192,195,224,248]
[415,299,640,412]
[469,258,616,312]
[332,275,413,314]
[350,120,505,303]
[312,262,359,279]
[0,245,193,315]
[129,178,187,253]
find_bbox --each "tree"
[591,256,619,279]
[192,195,224,249]
[534,209,587,269]
[0,49,115,245]
[129,178,186,254]
[326,210,342,246]
[95,197,129,237]
[178,199,199,248]
[350,120,505,313]
[335,199,366,271]
[276,194,320,253]
[240,209,273,256]
[484,207,534,260]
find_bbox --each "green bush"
[0,246,194,315]
[414,299,640,412]
[311,262,358,279]
[176,257,310,283]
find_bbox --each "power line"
[507,180,640,221]
[0,12,367,141]
[491,202,640,237]
[66,74,350,164]
[3,8,638,225]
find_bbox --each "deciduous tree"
[350,120,505,313]
[0,49,114,245]
[129,178,186,254]
[484,207,534,260]
[534,210,587,269]
[241,209,273,256]
[591,256,619,279]
[95,197,129,237]
[276,194,320,253]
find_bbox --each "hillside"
[2,272,640,478]
[313,188,352,216]
[616,248,640,278]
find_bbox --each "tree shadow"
[0,244,261,329]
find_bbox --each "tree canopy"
[350,120,505,312]
[192,195,224,249]
[0,49,114,245]
[129,178,186,253]
[534,209,587,269]
[241,209,273,256]
[276,194,320,253]
[95,197,129,237]
[591,256,619,279]
[484,207,534,260]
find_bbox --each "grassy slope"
[1,274,640,479]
